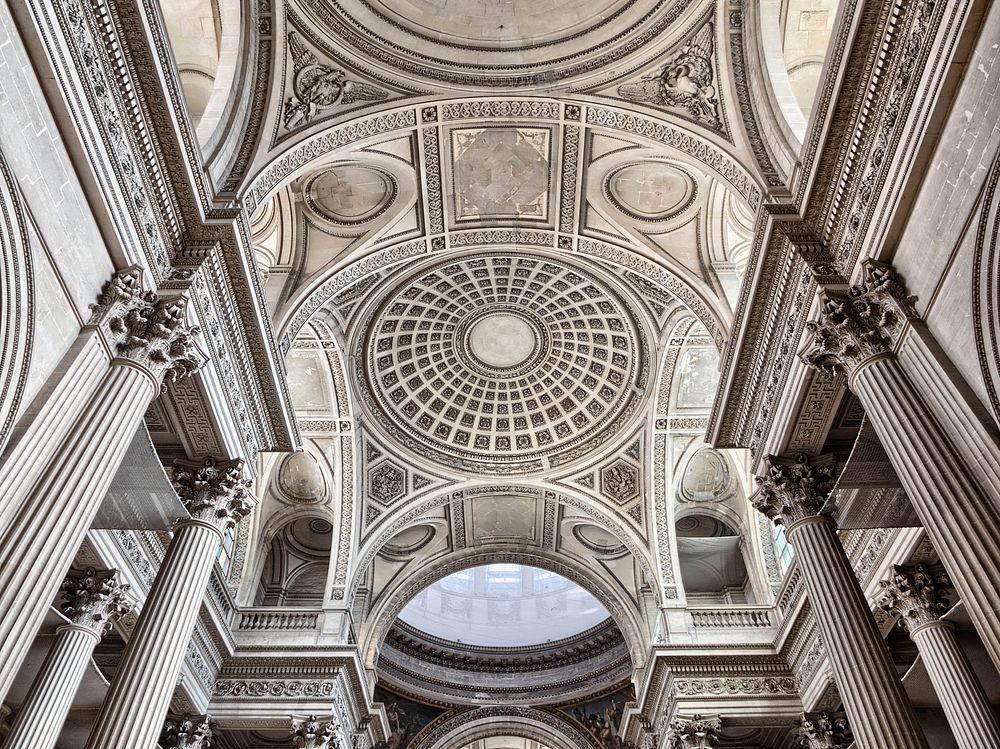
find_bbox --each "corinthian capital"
[91,266,205,386]
[173,457,255,529]
[752,454,837,527]
[875,563,951,633]
[667,714,721,748]
[60,568,131,637]
[161,714,215,748]
[800,260,918,379]
[792,711,852,748]
[291,715,339,748]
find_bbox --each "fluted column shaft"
[802,261,1000,672]
[787,515,927,749]
[84,519,222,749]
[853,355,1000,670]
[0,268,202,704]
[0,363,153,700]
[909,620,1000,749]
[0,332,107,532]
[1,625,100,749]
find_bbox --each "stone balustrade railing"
[688,607,775,629]
[236,609,321,631]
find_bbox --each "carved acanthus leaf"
[752,454,837,526]
[161,714,215,748]
[60,568,131,637]
[291,715,340,749]
[791,711,852,748]
[91,267,205,385]
[874,564,951,633]
[801,260,918,379]
[173,457,255,529]
[667,714,721,748]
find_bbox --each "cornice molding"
[708,0,954,457]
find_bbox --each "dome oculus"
[359,254,648,473]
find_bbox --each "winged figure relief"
[283,32,389,130]
[617,22,722,129]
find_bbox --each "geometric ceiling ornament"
[600,458,641,505]
[303,165,398,225]
[358,253,649,474]
[677,446,732,502]
[615,20,724,132]
[450,127,553,223]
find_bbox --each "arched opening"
[759,0,843,138]
[364,546,642,705]
[254,516,333,606]
[675,514,753,605]
[159,0,222,123]
[397,563,611,647]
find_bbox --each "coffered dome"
[357,253,650,474]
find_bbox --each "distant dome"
[398,564,610,647]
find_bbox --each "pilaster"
[665,714,720,749]
[161,714,216,748]
[791,711,852,748]
[291,715,340,749]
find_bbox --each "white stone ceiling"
[356,253,649,474]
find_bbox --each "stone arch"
[350,484,658,608]
[243,97,764,213]
[410,707,596,749]
[252,511,336,606]
[358,545,648,675]
[0,153,32,457]
[974,147,1000,424]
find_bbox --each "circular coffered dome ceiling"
[304,0,697,86]
[358,253,649,474]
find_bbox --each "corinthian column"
[291,715,339,748]
[84,458,253,749]
[802,260,1000,670]
[0,267,203,701]
[1,569,129,749]
[875,564,1000,749]
[666,715,721,748]
[791,711,852,748]
[161,714,216,748]
[754,454,927,749]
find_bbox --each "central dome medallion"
[360,254,648,474]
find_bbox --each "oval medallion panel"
[304,165,397,225]
[605,162,697,221]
